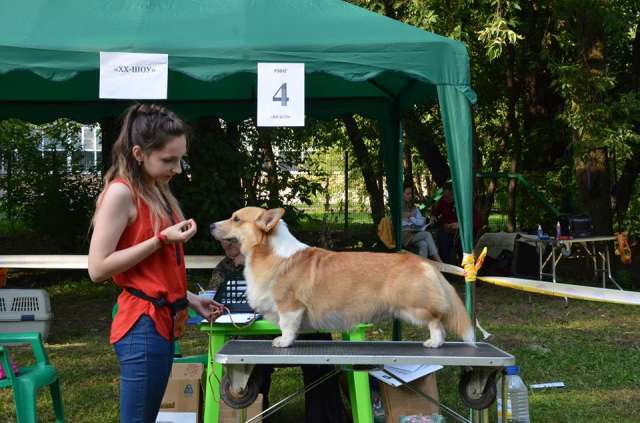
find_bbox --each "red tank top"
[109,178,187,343]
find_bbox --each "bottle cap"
[505,365,519,375]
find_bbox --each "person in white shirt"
[401,185,442,262]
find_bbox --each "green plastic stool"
[0,332,64,423]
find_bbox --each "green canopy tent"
[0,0,477,330]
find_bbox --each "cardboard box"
[219,393,263,423]
[379,374,439,423]
[156,363,204,423]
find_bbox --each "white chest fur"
[243,263,276,318]
[243,221,308,321]
[269,221,308,258]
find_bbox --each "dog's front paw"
[423,338,444,348]
[272,336,294,348]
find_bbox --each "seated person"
[402,185,442,262]
[431,184,460,264]
[209,238,246,291]
[431,184,484,264]
[210,238,348,423]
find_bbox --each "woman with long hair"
[88,103,223,422]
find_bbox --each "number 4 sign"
[257,63,305,127]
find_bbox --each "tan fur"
[211,207,473,348]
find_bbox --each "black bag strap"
[126,287,188,315]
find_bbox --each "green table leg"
[201,322,372,422]
[203,333,228,423]
[344,327,373,423]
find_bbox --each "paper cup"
[198,290,216,301]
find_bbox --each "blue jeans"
[114,315,174,423]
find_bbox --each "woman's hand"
[188,292,224,322]
[160,219,197,243]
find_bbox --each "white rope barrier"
[427,259,640,306]
[0,255,224,270]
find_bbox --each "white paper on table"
[203,313,258,324]
[387,364,422,373]
[156,411,196,423]
[369,364,443,387]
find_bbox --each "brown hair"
[95,103,187,232]
[403,184,416,208]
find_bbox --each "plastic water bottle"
[497,365,530,423]
[556,221,561,239]
[537,224,543,239]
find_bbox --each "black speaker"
[558,214,593,238]
[512,235,539,278]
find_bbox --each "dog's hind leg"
[423,319,446,348]
[398,307,446,348]
[272,308,305,348]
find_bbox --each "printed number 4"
[273,83,289,106]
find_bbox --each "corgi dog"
[211,207,473,348]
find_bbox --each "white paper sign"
[100,52,168,99]
[155,411,197,423]
[369,364,442,387]
[257,62,305,127]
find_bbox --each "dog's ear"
[256,208,285,232]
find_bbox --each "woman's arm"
[88,183,162,283]
[187,291,224,322]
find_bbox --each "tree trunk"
[506,45,521,232]
[573,5,612,236]
[403,111,451,187]
[342,115,385,226]
[477,178,498,229]
[519,1,565,166]
[260,129,281,208]
[403,138,413,190]
[575,148,613,235]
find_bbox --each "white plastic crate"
[0,289,53,340]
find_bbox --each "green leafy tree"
[0,119,101,251]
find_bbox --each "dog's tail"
[441,278,475,344]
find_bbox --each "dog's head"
[210,207,285,252]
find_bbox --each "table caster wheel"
[220,371,261,409]
[458,368,497,410]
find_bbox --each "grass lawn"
[1,276,639,422]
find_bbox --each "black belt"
[125,287,189,316]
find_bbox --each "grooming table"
[216,340,515,423]
[200,320,373,423]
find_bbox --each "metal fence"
[295,147,374,231]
